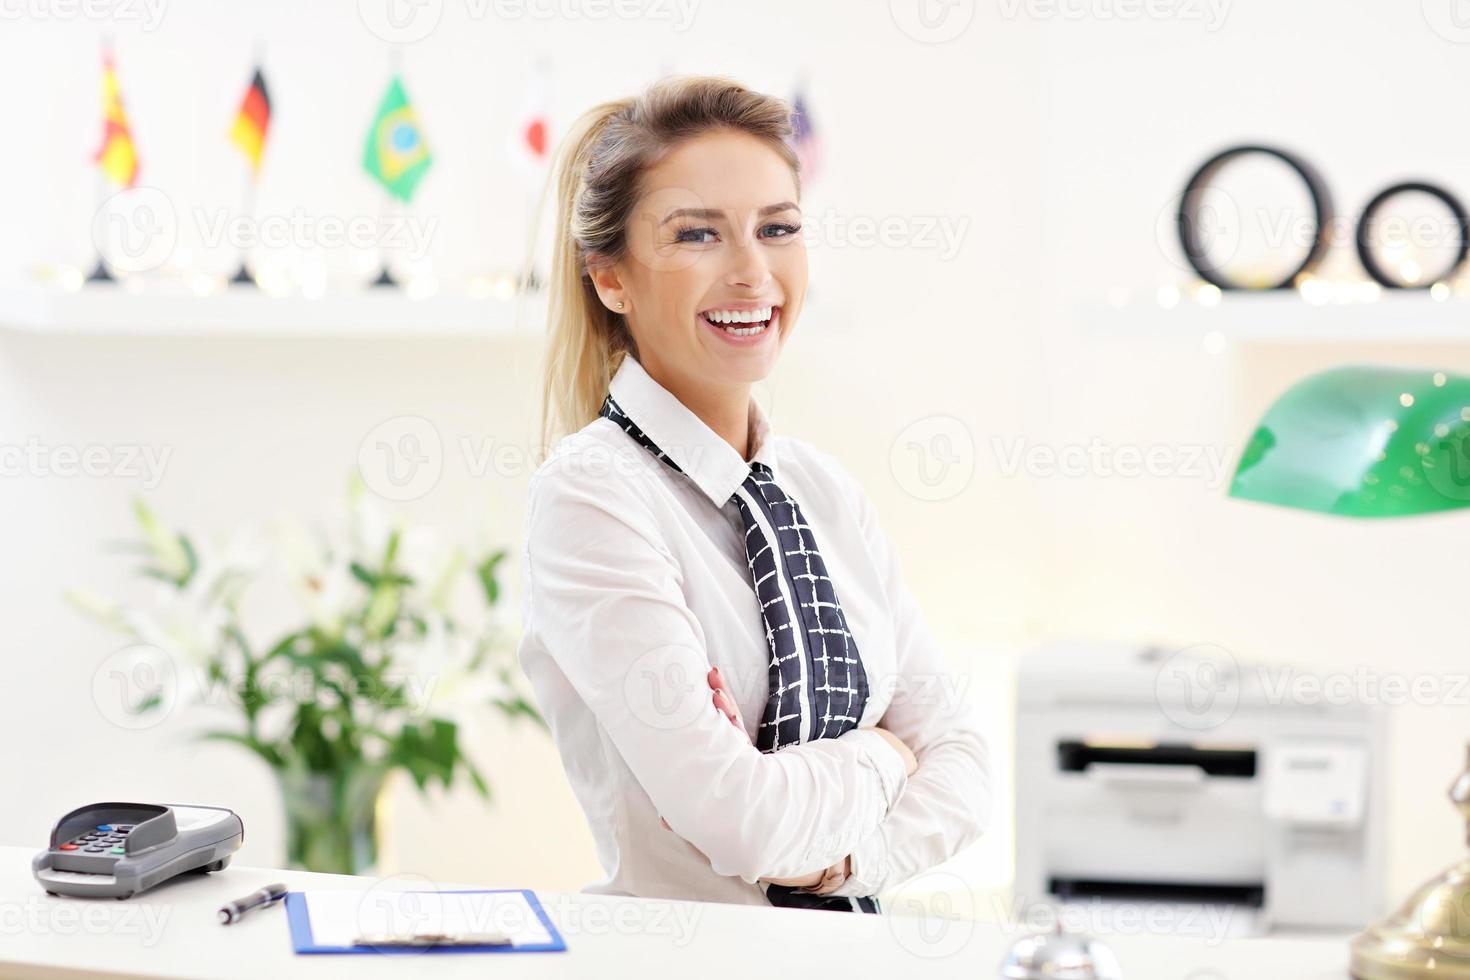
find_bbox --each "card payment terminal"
[32,802,244,899]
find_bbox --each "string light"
[57,266,84,293]
[1299,276,1331,305]
[1118,277,1466,308]
[491,274,518,301]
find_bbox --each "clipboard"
[285,888,567,955]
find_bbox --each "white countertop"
[0,846,1353,979]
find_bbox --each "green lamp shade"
[1229,365,1470,517]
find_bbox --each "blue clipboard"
[285,889,567,955]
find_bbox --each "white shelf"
[1091,290,1470,344]
[0,287,546,338]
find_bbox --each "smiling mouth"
[700,305,779,337]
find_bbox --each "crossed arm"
[524,451,991,890]
[691,665,919,893]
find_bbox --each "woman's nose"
[726,239,772,291]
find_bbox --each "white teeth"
[721,322,768,337]
[704,305,773,324]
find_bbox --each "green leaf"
[197,730,284,769]
[261,630,309,664]
[361,583,400,639]
[385,719,462,792]
[131,498,193,586]
[350,562,414,590]
[493,695,548,731]
[132,690,163,715]
[428,718,457,768]
[178,534,200,586]
[476,551,506,606]
[463,756,491,801]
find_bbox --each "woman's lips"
[700,306,780,346]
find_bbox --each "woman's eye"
[762,222,802,239]
[675,226,718,244]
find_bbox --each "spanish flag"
[94,50,139,189]
[230,68,271,177]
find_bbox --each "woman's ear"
[587,257,627,314]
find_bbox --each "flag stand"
[229,177,257,286]
[85,256,116,284]
[517,190,543,293]
[369,193,400,288]
[86,174,116,284]
[509,58,552,295]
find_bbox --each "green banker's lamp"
[1230,364,1470,979]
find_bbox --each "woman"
[517,75,991,913]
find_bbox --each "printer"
[1015,640,1387,934]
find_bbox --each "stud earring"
[616,301,625,310]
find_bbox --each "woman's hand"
[707,665,748,739]
[707,665,918,777]
[659,664,909,893]
[705,665,869,892]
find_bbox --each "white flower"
[275,517,359,638]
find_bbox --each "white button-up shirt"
[517,354,992,906]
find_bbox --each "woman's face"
[594,128,806,393]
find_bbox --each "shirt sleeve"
[521,446,911,885]
[821,457,995,898]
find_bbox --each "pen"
[218,883,288,924]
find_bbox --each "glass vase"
[276,763,389,875]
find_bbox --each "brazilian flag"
[363,76,433,203]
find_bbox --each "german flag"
[94,50,139,189]
[230,68,271,177]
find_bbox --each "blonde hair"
[531,74,801,451]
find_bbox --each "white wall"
[4,0,1468,911]
[1032,1,1470,902]
[0,0,1042,894]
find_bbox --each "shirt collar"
[608,355,778,506]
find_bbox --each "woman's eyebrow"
[660,201,800,225]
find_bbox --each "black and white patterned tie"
[599,393,880,914]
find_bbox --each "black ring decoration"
[1176,144,1334,291]
[1355,181,1470,290]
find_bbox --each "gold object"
[1350,743,1470,978]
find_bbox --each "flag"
[362,75,432,203]
[230,67,271,177]
[95,50,139,189]
[507,61,551,180]
[789,86,821,186]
